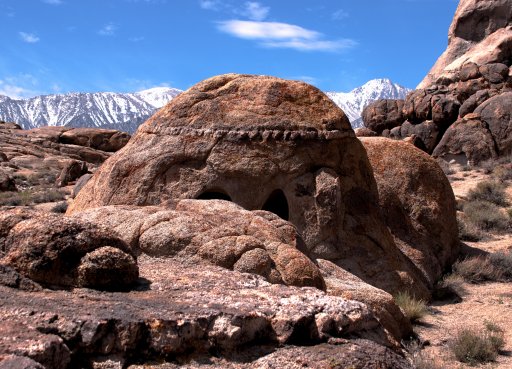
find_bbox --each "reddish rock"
[402,90,432,123]
[0,171,16,192]
[59,128,131,152]
[69,74,430,297]
[400,120,440,153]
[55,159,87,187]
[361,99,405,134]
[354,127,377,137]
[361,138,459,286]
[474,91,512,154]
[0,210,138,290]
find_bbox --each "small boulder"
[0,170,16,192]
[400,120,440,153]
[1,211,138,290]
[55,160,87,187]
[479,62,510,84]
[361,99,405,134]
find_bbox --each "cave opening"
[262,189,289,220]
[197,190,232,201]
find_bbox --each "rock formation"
[362,0,512,164]
[69,73,431,298]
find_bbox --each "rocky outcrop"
[69,74,430,298]
[71,200,325,290]
[419,0,512,88]
[55,160,87,187]
[0,255,411,368]
[362,0,512,163]
[360,138,459,286]
[0,209,138,290]
[361,99,404,134]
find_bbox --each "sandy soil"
[413,165,512,368]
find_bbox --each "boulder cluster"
[0,73,460,368]
[360,0,512,164]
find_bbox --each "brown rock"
[55,159,87,187]
[0,256,400,367]
[402,90,432,123]
[474,91,512,154]
[479,62,510,83]
[419,0,512,88]
[59,128,131,152]
[0,355,45,369]
[354,127,377,137]
[432,114,498,164]
[0,211,138,290]
[69,74,429,297]
[431,95,460,126]
[0,171,16,192]
[459,62,481,81]
[0,152,8,162]
[361,99,405,134]
[71,200,325,290]
[72,173,93,198]
[459,89,491,117]
[400,120,440,153]
[361,138,459,286]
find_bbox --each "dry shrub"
[489,250,512,281]
[51,201,68,213]
[437,274,466,297]
[436,158,455,176]
[394,291,428,322]
[412,353,445,369]
[450,323,505,365]
[457,214,483,241]
[467,180,509,206]
[463,200,509,232]
[453,256,503,283]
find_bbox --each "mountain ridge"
[0,80,410,133]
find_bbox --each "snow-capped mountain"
[0,79,410,133]
[0,87,181,132]
[327,79,411,128]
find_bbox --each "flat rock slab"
[0,256,403,368]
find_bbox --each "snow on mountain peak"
[326,78,411,128]
[0,79,410,133]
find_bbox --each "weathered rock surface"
[419,0,512,88]
[55,160,87,187]
[363,0,512,163]
[361,99,404,134]
[71,200,325,289]
[0,209,138,290]
[0,170,16,192]
[69,74,430,298]
[0,256,409,368]
[360,138,459,286]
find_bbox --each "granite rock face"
[71,200,325,290]
[361,138,459,286]
[69,74,429,298]
[0,256,412,369]
[0,209,138,290]
[362,0,512,163]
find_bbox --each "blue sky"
[0,0,458,98]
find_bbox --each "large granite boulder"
[360,138,459,287]
[361,99,405,134]
[71,200,325,290]
[69,74,429,298]
[0,209,138,290]
[419,0,512,88]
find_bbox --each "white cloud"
[129,36,145,42]
[42,0,63,5]
[0,75,40,99]
[217,20,355,52]
[19,32,40,43]
[98,23,117,36]
[218,20,318,41]
[243,2,269,21]
[332,9,348,20]
[199,0,220,10]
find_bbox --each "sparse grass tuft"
[489,250,512,281]
[453,256,503,283]
[394,291,428,323]
[467,180,509,207]
[457,214,483,241]
[436,274,467,297]
[463,200,509,232]
[450,323,505,365]
[51,201,68,213]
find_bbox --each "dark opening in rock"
[197,190,232,201]
[262,189,289,220]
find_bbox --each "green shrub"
[463,200,509,232]
[394,291,428,322]
[467,181,509,206]
[450,323,505,365]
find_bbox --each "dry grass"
[394,291,428,323]
[467,180,509,206]
[453,251,512,283]
[463,200,509,232]
[450,323,505,365]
